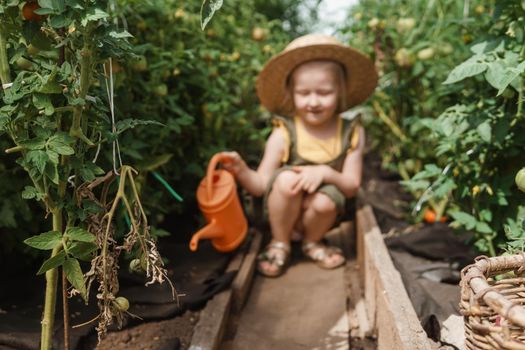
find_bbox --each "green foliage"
[342,0,490,181]
[356,1,525,255]
[102,0,293,227]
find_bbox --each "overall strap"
[329,115,361,171]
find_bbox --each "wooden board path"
[190,203,434,350]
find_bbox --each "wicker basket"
[460,254,525,349]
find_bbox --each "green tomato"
[129,258,144,273]
[394,48,414,67]
[404,159,416,173]
[16,57,33,70]
[515,168,525,192]
[396,18,415,32]
[131,56,148,72]
[27,44,40,56]
[501,88,516,100]
[417,48,435,61]
[113,296,130,312]
[154,84,168,97]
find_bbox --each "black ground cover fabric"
[0,240,233,349]
[385,223,478,341]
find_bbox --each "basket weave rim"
[256,34,378,116]
[461,254,525,345]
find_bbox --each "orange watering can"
[189,153,248,252]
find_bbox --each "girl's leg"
[301,192,344,268]
[267,170,304,242]
[259,171,303,276]
[301,192,337,242]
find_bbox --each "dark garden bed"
[0,226,239,350]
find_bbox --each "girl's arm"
[221,128,285,197]
[292,125,365,197]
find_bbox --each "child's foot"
[302,241,345,269]
[257,241,291,277]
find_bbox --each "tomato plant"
[342,0,490,182]
[104,0,293,230]
[0,0,181,347]
[401,1,525,255]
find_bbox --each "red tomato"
[423,208,447,223]
[22,1,44,22]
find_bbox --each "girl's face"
[292,61,340,127]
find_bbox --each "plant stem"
[0,23,12,86]
[514,43,525,123]
[62,269,70,350]
[70,26,94,146]
[41,209,63,350]
[372,100,408,142]
[487,238,496,257]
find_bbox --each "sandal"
[257,241,291,277]
[302,241,345,269]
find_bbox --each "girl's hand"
[218,151,247,175]
[292,165,328,194]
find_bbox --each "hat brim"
[256,44,378,115]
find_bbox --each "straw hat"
[256,34,378,115]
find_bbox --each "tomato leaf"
[109,30,133,39]
[476,122,492,143]
[496,61,525,96]
[443,55,488,85]
[44,162,59,184]
[68,241,97,261]
[21,185,44,200]
[200,0,223,30]
[27,150,48,174]
[63,258,87,301]
[115,119,163,135]
[49,15,69,28]
[24,231,62,250]
[47,133,75,155]
[450,211,477,230]
[65,227,95,243]
[37,250,66,275]
[81,7,109,26]
[20,137,46,150]
[476,222,493,234]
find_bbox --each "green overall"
[264,115,360,221]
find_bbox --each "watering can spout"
[189,219,222,251]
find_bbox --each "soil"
[0,226,232,350]
[81,310,199,350]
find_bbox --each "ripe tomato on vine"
[423,208,447,223]
[22,1,44,22]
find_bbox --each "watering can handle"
[206,153,230,199]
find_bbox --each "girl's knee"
[308,193,337,215]
[272,171,301,198]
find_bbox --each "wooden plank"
[346,261,372,339]
[190,230,256,350]
[189,290,232,350]
[231,229,262,313]
[356,204,432,350]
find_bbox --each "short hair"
[279,60,348,116]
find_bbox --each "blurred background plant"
[0,0,312,261]
[341,0,525,255]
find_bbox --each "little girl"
[221,34,377,277]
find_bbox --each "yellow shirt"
[273,116,360,164]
